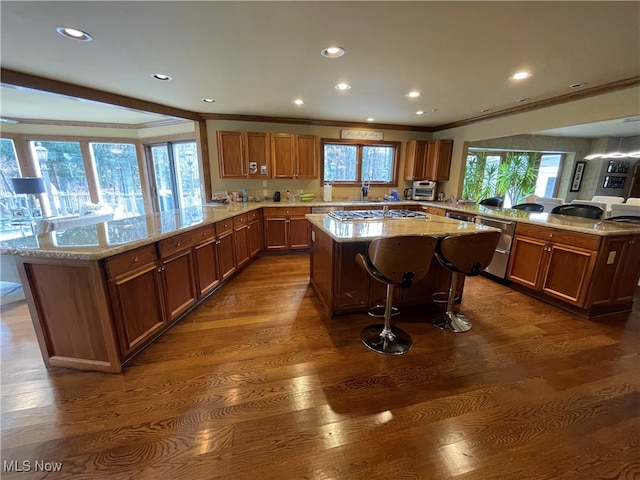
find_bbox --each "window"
[322,139,399,185]
[463,149,563,206]
[90,142,145,217]
[146,141,200,213]
[30,140,89,216]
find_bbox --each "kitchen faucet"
[361,172,371,200]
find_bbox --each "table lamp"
[11,177,46,218]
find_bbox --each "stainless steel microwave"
[412,180,437,201]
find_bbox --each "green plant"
[496,151,539,205]
[462,151,499,201]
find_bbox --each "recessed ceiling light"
[416,111,424,115]
[56,26,93,41]
[321,46,345,58]
[152,74,172,81]
[366,117,375,122]
[431,108,438,113]
[202,98,215,103]
[405,91,421,98]
[292,99,304,105]
[517,98,531,103]
[511,71,532,80]
[481,108,493,113]
[335,83,351,91]
[570,82,587,88]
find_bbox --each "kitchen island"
[305,212,493,317]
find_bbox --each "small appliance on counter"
[412,180,437,201]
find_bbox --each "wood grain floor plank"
[1,253,638,479]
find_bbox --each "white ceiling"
[1,1,640,135]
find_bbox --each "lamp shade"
[11,177,46,195]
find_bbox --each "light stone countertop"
[1,199,639,260]
[305,213,494,243]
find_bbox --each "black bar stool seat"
[356,235,438,355]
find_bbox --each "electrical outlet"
[262,180,267,187]
[607,251,617,264]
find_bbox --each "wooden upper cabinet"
[404,140,429,180]
[405,139,453,181]
[217,131,271,179]
[426,139,453,181]
[296,134,318,178]
[271,133,318,179]
[244,132,270,178]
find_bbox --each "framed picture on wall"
[570,161,586,192]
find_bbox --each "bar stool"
[433,231,501,333]
[356,235,438,355]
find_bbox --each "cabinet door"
[161,248,198,320]
[217,230,237,281]
[109,262,166,357]
[542,243,597,307]
[507,235,547,289]
[245,132,270,179]
[612,237,640,303]
[193,236,220,297]
[271,133,296,178]
[434,139,453,181]
[296,134,318,178]
[234,224,251,268]
[404,140,428,180]
[289,216,311,249]
[217,131,245,178]
[426,139,453,181]
[248,218,263,257]
[264,216,288,250]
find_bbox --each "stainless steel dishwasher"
[475,216,516,280]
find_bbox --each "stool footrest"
[367,304,400,317]
[432,291,460,304]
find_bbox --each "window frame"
[321,138,401,186]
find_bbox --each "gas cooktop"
[328,209,428,221]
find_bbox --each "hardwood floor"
[1,253,639,479]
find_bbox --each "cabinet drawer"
[263,206,311,217]
[191,225,215,244]
[215,219,233,235]
[515,223,600,250]
[233,214,248,227]
[106,244,158,278]
[248,210,261,221]
[158,232,193,258]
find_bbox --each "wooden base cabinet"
[508,224,640,317]
[106,244,167,359]
[263,207,311,250]
[216,219,237,281]
[248,209,263,257]
[158,232,198,320]
[233,213,251,268]
[192,225,221,297]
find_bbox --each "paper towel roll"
[323,184,333,202]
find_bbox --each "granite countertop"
[2,199,638,260]
[305,213,493,243]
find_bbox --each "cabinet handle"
[133,256,139,262]
[177,241,182,247]
[202,232,207,237]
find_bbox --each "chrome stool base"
[360,324,412,355]
[433,311,472,333]
[367,304,400,318]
